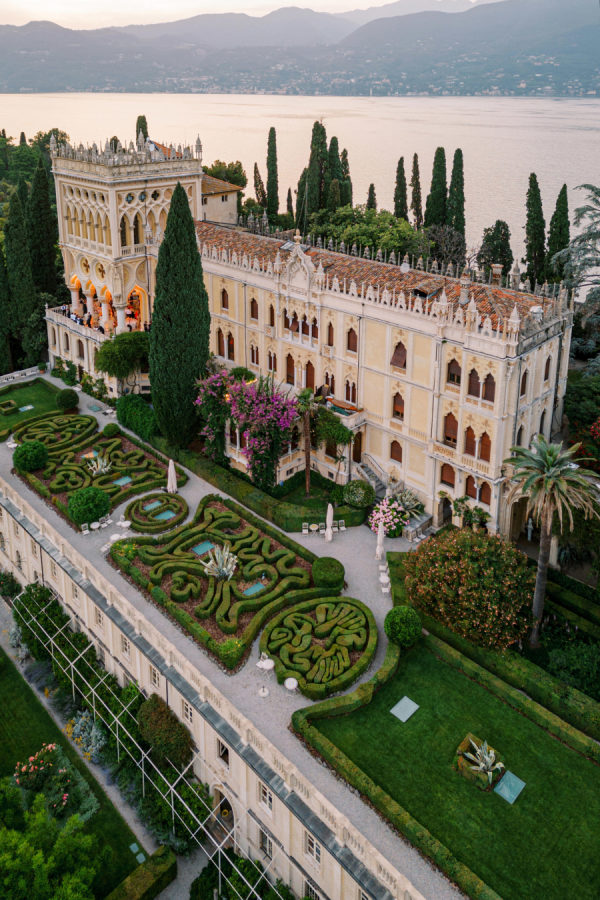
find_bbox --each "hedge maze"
[12,412,172,521]
[126,493,189,533]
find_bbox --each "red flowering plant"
[403,529,533,649]
[14,742,58,792]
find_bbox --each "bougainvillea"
[368,497,409,537]
[195,371,235,465]
[403,529,533,649]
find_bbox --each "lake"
[1,93,598,260]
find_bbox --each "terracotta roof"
[195,222,553,327]
[148,139,182,159]
[201,173,242,196]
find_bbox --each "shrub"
[369,497,409,537]
[137,694,193,768]
[384,606,422,648]
[229,366,254,382]
[56,388,79,411]
[0,570,21,599]
[404,530,533,649]
[547,642,600,701]
[103,423,120,438]
[343,479,375,509]
[13,440,48,472]
[105,846,177,900]
[312,556,345,589]
[116,394,158,441]
[67,486,111,525]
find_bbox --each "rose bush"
[368,497,409,537]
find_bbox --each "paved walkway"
[0,377,464,900]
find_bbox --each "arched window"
[77,339,84,360]
[311,318,319,340]
[468,369,480,398]
[482,373,496,403]
[466,475,477,499]
[221,288,229,311]
[464,426,476,456]
[268,351,277,372]
[441,464,455,487]
[63,332,69,352]
[229,422,238,446]
[50,327,56,348]
[390,440,403,462]
[391,341,407,369]
[250,298,258,320]
[444,413,458,447]
[0,534,5,552]
[392,393,404,420]
[480,482,491,505]
[520,370,528,397]
[290,313,299,334]
[250,344,259,365]
[226,332,235,361]
[269,305,275,327]
[301,315,309,336]
[286,354,295,386]
[306,361,315,390]
[345,381,356,404]
[15,550,22,571]
[447,359,461,385]
[516,425,523,447]
[347,328,357,352]
[134,212,144,245]
[539,410,546,437]
[325,372,335,396]
[104,214,111,245]
[86,215,94,242]
[119,215,129,247]
[544,357,551,382]
[327,322,334,347]
[65,206,72,234]
[217,328,224,357]
[283,309,290,329]
[479,432,491,462]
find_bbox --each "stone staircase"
[356,462,386,500]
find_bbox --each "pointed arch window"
[311,318,318,340]
[345,381,356,404]
[325,372,335,396]
[269,304,275,327]
[441,464,455,487]
[286,354,295,386]
[447,359,461,385]
[464,426,476,456]
[268,351,277,372]
[217,328,224,357]
[516,425,523,447]
[390,440,402,462]
[444,413,458,447]
[480,482,492,505]
[221,288,229,311]
[77,339,84,360]
[306,361,315,390]
[539,410,546,437]
[392,393,404,420]
[479,431,491,462]
[63,333,70,352]
[466,475,477,499]
[544,357,551,382]
[482,373,496,403]
[250,344,259,365]
[226,332,235,361]
[134,212,144,245]
[520,370,528,397]
[301,316,309,337]
[327,322,334,347]
[391,341,407,369]
[347,328,357,353]
[119,215,129,247]
[250,298,258,320]
[467,369,480,398]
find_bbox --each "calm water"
[2,93,599,259]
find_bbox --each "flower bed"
[14,740,99,821]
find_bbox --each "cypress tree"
[523,172,546,288]
[135,115,148,140]
[306,121,329,215]
[424,147,447,228]
[546,184,570,282]
[366,183,377,210]
[328,137,343,184]
[410,153,423,229]
[266,127,279,222]
[393,157,408,220]
[149,183,210,447]
[327,179,341,214]
[19,131,27,146]
[17,177,28,214]
[254,163,267,207]
[0,130,9,176]
[296,167,308,231]
[0,247,12,374]
[477,220,514,280]
[27,156,57,294]
[340,148,352,207]
[4,193,36,361]
[447,148,465,236]
[286,188,294,218]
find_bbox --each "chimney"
[459,269,470,305]
[491,263,503,286]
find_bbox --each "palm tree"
[296,388,319,496]
[504,435,600,647]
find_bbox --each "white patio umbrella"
[166,459,178,494]
[375,522,385,560]
[325,502,334,542]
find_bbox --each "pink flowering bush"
[195,371,233,465]
[404,529,533,649]
[14,742,58,792]
[368,498,409,537]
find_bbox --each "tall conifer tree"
[149,183,210,446]
[4,193,36,362]
[306,121,329,215]
[477,220,514,280]
[0,247,12,374]
[424,147,447,228]
[27,156,57,294]
[328,137,344,184]
[17,177,28,214]
[340,148,352,207]
[295,167,308,231]
[447,148,465,236]
[546,184,570,282]
[266,127,279,222]
[286,188,294,219]
[410,153,423,229]
[393,157,408,220]
[19,131,27,146]
[523,172,546,288]
[366,183,377,210]
[327,179,341,213]
[135,115,148,141]
[254,163,267,207]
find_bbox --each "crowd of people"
[57,302,150,334]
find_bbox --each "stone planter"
[453,732,504,792]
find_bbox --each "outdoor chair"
[302,522,309,534]
[80,523,90,535]
[332,521,339,532]
[338,520,346,531]
[318,523,326,535]
[381,583,390,595]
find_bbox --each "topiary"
[67,486,110,525]
[312,556,345,589]
[56,388,79,411]
[13,440,49,473]
[343,479,375,509]
[137,693,193,768]
[384,606,422,648]
[102,423,120,438]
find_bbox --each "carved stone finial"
[294,229,302,244]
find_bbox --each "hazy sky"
[0,0,478,29]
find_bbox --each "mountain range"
[0,0,597,96]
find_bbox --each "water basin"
[191,540,214,556]
[154,510,176,521]
[113,475,132,487]
[243,582,264,597]
[143,500,162,511]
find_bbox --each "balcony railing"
[46,307,108,343]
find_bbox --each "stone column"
[70,288,82,315]
[84,291,95,320]
[101,302,112,330]
[115,305,127,334]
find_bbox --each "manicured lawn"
[317,643,600,900]
[279,480,334,513]
[0,378,59,435]
[0,646,139,898]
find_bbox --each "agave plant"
[200,543,238,581]
[389,485,425,516]
[87,454,112,476]
[463,737,505,785]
